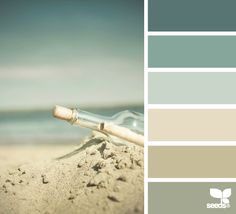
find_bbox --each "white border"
[148,178,236,182]
[148,104,236,109]
[148,68,236,72]
[148,31,236,36]
[148,141,236,146]
[144,0,148,213]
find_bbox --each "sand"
[0,133,144,214]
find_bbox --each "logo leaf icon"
[210,188,222,199]
[223,198,230,204]
[223,189,231,198]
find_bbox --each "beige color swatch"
[149,109,236,140]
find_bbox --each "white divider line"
[144,0,148,213]
[148,104,236,109]
[147,68,236,72]
[148,141,236,146]
[148,31,236,36]
[148,178,236,182]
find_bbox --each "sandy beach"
[0,0,144,212]
[0,133,144,214]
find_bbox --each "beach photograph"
[0,0,144,213]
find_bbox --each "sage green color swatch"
[148,36,236,67]
[148,0,236,31]
[149,183,235,214]
[148,72,236,104]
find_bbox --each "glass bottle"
[53,105,144,146]
[70,108,143,134]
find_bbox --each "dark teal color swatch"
[148,72,236,104]
[149,36,236,68]
[149,0,236,31]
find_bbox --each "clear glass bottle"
[53,105,144,146]
[70,108,144,135]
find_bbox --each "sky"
[0,0,143,110]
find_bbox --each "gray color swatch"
[148,72,236,104]
[149,183,235,214]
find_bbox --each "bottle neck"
[70,109,110,130]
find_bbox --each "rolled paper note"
[53,105,144,146]
[99,122,144,147]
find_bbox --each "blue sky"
[0,0,143,110]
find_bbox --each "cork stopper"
[53,105,73,121]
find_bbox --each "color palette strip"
[149,147,236,178]
[148,72,236,104]
[148,36,236,68]
[149,183,235,214]
[149,109,236,141]
[148,0,236,31]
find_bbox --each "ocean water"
[0,106,143,144]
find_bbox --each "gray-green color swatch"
[149,0,236,31]
[149,183,235,214]
[149,72,236,104]
[148,36,236,68]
